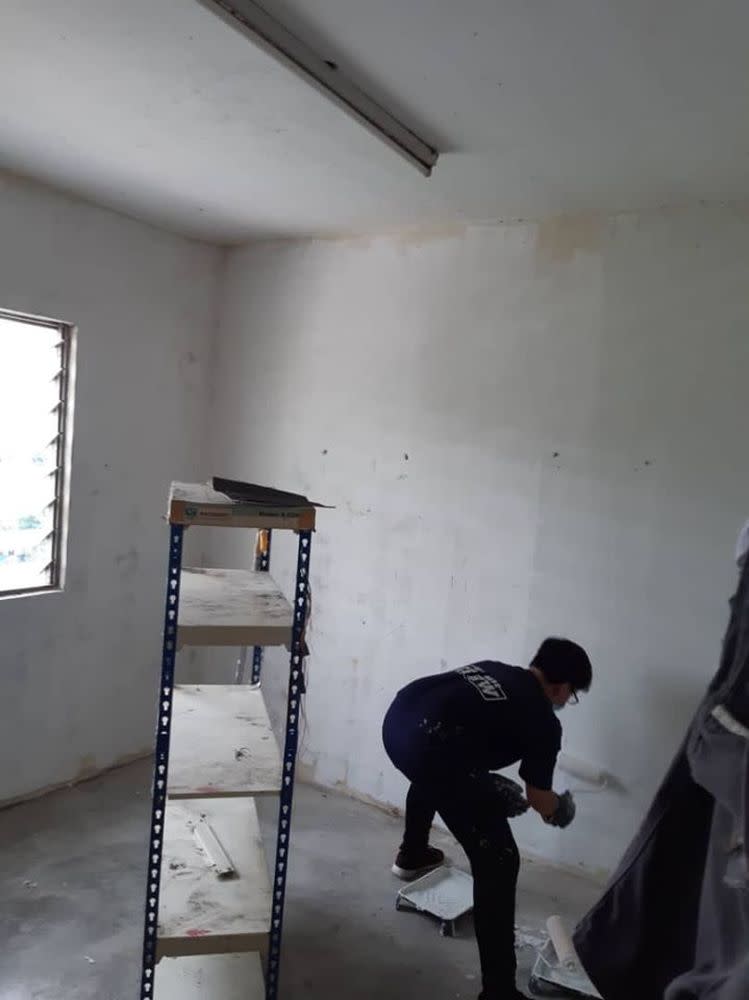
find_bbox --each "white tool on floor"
[528,915,602,998]
[395,865,473,937]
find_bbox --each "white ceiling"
[1,1,748,243]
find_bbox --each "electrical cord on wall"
[297,584,312,763]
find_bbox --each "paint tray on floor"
[395,865,473,936]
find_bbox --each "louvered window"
[0,310,73,596]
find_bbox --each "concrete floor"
[0,761,600,1000]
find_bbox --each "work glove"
[548,790,576,828]
[490,774,530,817]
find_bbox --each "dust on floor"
[0,760,600,1000]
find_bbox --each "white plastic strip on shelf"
[158,798,271,958]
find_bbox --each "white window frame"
[0,309,75,598]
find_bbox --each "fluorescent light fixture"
[196,0,439,176]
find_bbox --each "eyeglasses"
[570,690,580,705]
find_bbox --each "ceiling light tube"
[196,0,439,176]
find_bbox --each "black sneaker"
[391,845,445,880]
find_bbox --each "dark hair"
[531,637,592,692]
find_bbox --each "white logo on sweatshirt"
[456,664,507,702]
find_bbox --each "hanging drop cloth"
[573,544,749,1000]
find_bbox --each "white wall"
[210,206,749,875]
[0,173,221,804]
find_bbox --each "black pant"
[383,704,520,998]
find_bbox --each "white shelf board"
[178,567,293,647]
[169,685,282,799]
[169,481,316,530]
[158,798,271,959]
[155,954,265,999]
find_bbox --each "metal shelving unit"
[139,482,315,1000]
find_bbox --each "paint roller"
[533,915,602,998]
[546,915,580,972]
[557,752,609,792]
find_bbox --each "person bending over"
[382,638,592,1000]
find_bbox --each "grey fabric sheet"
[574,556,749,1000]
[665,732,749,999]
[717,953,749,1000]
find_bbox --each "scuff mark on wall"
[535,213,603,267]
[114,546,139,581]
[0,747,151,811]
[75,754,98,780]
